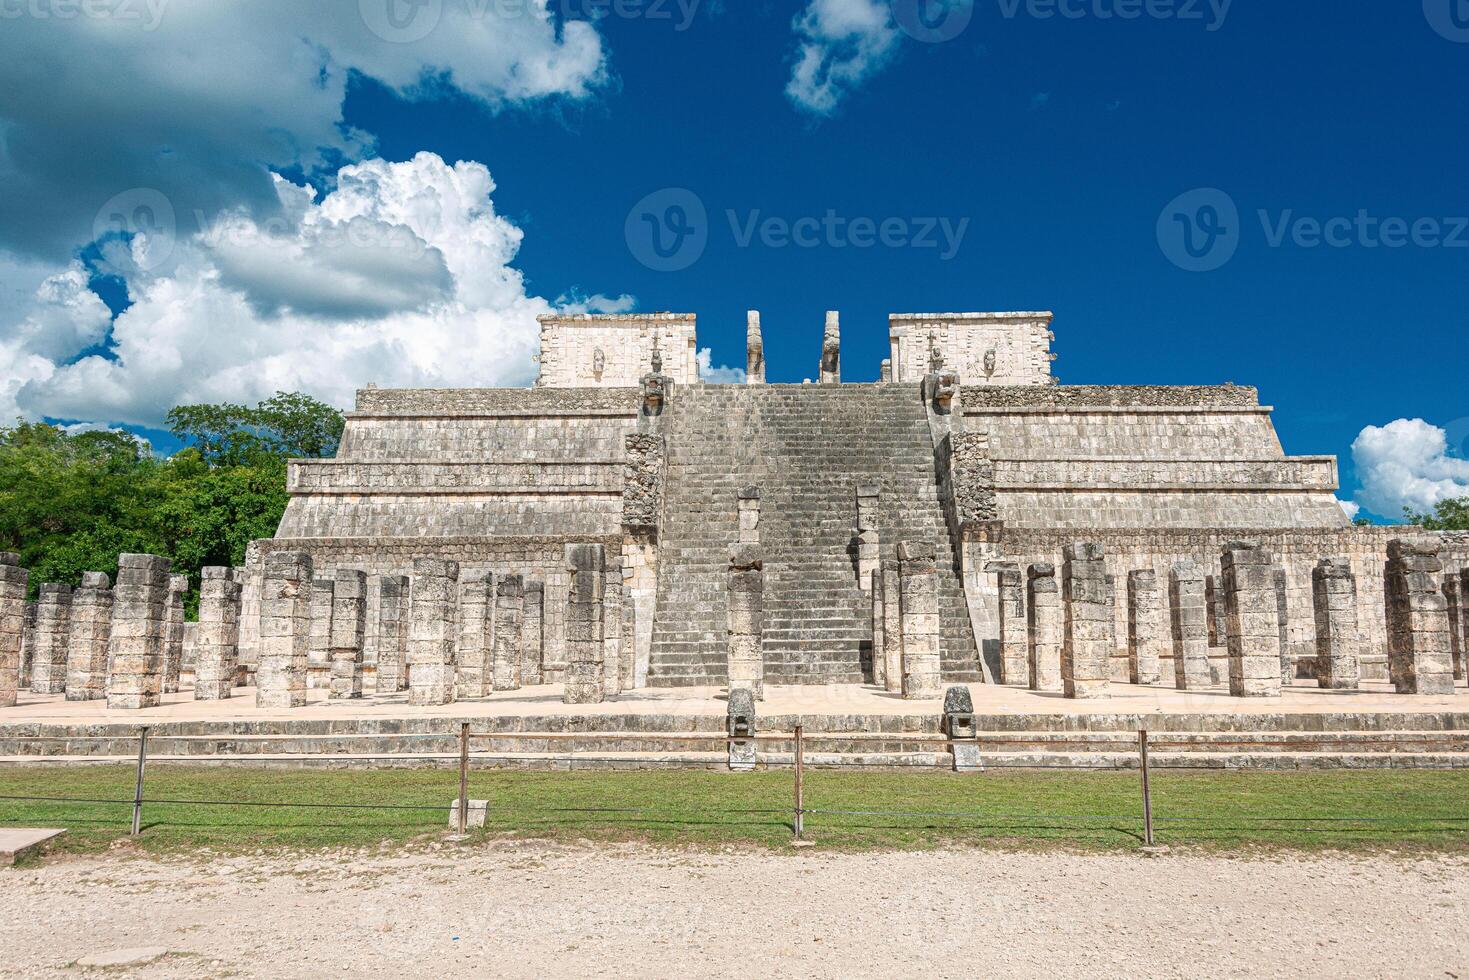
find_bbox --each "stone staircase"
[647,384,980,687]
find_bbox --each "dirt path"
[2,842,1465,978]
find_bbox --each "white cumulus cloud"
[786,0,901,115]
[1350,418,1469,519]
[0,0,607,262]
[697,348,747,384]
[10,153,575,428]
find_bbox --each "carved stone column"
[194,567,242,701]
[65,572,112,701]
[30,583,71,695]
[1061,543,1110,699]
[855,485,880,591]
[256,552,312,709]
[988,561,1027,686]
[1169,559,1211,690]
[1026,563,1062,693]
[564,544,605,705]
[1126,569,1164,685]
[329,569,367,700]
[407,557,458,706]
[1312,558,1361,690]
[898,542,942,699]
[455,571,493,699]
[0,554,28,708]
[1385,537,1453,695]
[1222,541,1283,698]
[727,544,764,700]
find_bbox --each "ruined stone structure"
[162,575,187,695]
[407,557,458,706]
[1385,538,1454,695]
[64,573,112,701]
[256,552,312,709]
[212,308,1435,702]
[1026,562,1062,692]
[194,567,243,701]
[106,555,172,710]
[1126,569,1164,685]
[1169,560,1211,690]
[727,544,764,700]
[329,569,367,700]
[1061,543,1110,699]
[1221,542,1284,698]
[564,543,605,705]
[0,555,27,708]
[30,584,71,695]
[1312,558,1361,690]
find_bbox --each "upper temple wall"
[890,312,1056,385]
[535,313,699,388]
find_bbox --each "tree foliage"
[0,393,342,606]
[1404,496,1469,531]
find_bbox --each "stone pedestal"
[194,567,242,701]
[65,572,113,701]
[855,486,880,591]
[880,560,903,694]
[989,561,1027,687]
[1311,558,1361,690]
[162,575,187,694]
[1060,543,1110,699]
[408,557,459,706]
[455,572,493,699]
[564,544,605,705]
[1026,563,1062,692]
[375,575,411,694]
[898,542,942,700]
[727,544,764,701]
[600,563,621,696]
[1385,537,1454,695]
[307,577,334,692]
[1222,542,1283,698]
[523,580,545,686]
[943,686,982,772]
[256,552,312,709]
[1126,569,1164,685]
[30,583,72,695]
[106,554,172,710]
[493,574,526,693]
[1169,560,1211,690]
[727,687,757,771]
[329,569,367,700]
[0,554,28,708]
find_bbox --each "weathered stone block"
[1222,542,1282,698]
[30,583,72,695]
[899,542,942,699]
[564,543,605,705]
[161,575,188,695]
[493,574,526,693]
[1386,537,1454,695]
[256,552,311,709]
[65,573,112,701]
[194,567,242,701]
[1126,569,1164,685]
[1061,543,1110,699]
[408,557,459,706]
[328,569,367,700]
[1027,563,1062,692]
[0,554,28,709]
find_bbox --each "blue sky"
[1,0,1466,521]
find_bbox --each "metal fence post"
[793,725,805,842]
[458,722,470,836]
[131,727,150,837]
[1139,728,1154,847]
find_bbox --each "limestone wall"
[535,313,699,387]
[890,313,1055,385]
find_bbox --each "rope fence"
[4,724,1469,845]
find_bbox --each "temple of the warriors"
[252,309,1448,691]
[4,308,1469,770]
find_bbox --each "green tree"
[0,392,343,606]
[1404,496,1469,531]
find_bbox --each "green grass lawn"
[3,764,1469,855]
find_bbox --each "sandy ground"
[2,843,1467,979]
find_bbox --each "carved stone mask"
[983,348,997,375]
[593,347,606,377]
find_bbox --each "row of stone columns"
[985,537,1462,699]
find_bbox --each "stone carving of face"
[983,348,997,376]
[593,347,606,378]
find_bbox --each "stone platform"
[5,681,1469,770]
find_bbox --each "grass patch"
[2,765,1468,855]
